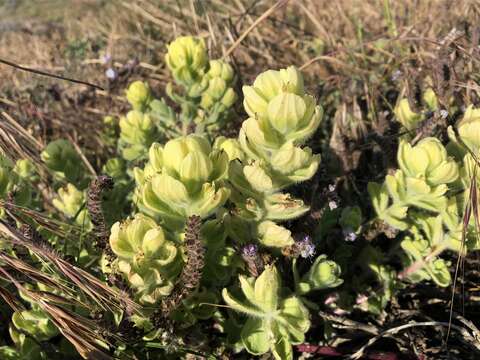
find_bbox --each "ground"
[1,0,480,359]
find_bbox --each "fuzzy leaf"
[241,318,270,355]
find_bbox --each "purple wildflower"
[101,54,112,64]
[328,200,338,210]
[324,292,339,305]
[105,68,117,80]
[391,69,402,81]
[241,244,258,259]
[356,294,369,305]
[343,228,357,242]
[295,234,315,258]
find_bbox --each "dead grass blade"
[0,266,114,360]
[67,133,97,177]
[0,112,52,182]
[0,252,74,296]
[397,244,447,280]
[0,219,141,315]
[0,285,25,312]
[1,111,43,149]
[2,200,92,241]
[223,0,290,59]
[447,161,478,342]
[0,57,104,90]
[349,321,480,359]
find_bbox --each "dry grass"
[1,0,480,358]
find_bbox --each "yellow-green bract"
[369,104,480,289]
[119,110,157,160]
[397,138,458,186]
[109,214,181,304]
[137,135,230,230]
[126,81,152,111]
[241,66,322,149]
[222,265,310,360]
[165,36,208,86]
[200,60,237,111]
[227,66,322,249]
[296,255,343,294]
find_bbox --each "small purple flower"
[295,234,315,258]
[328,184,336,192]
[440,109,449,119]
[343,228,357,242]
[328,201,338,210]
[242,244,258,259]
[105,68,117,80]
[301,245,315,258]
[356,294,368,305]
[391,69,402,81]
[324,292,339,305]
[101,54,112,64]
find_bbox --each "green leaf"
[278,296,310,343]
[272,336,293,360]
[241,318,270,355]
[222,289,264,318]
[368,182,389,214]
[254,265,280,312]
